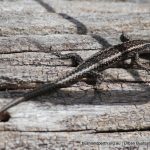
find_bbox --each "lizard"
[0,33,150,121]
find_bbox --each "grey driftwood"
[0,0,150,149]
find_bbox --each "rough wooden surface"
[0,0,150,149]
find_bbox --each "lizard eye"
[143,43,150,53]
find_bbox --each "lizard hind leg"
[85,71,104,86]
[53,51,83,67]
[120,31,132,42]
[85,71,105,104]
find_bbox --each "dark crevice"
[0,127,150,133]
[0,48,100,54]
[92,127,150,134]
[0,79,149,91]
[0,111,10,122]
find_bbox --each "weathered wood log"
[0,131,150,149]
[0,0,150,149]
[0,0,150,37]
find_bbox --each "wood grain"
[0,0,150,149]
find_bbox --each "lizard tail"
[0,71,79,112]
[0,96,25,112]
[0,83,58,112]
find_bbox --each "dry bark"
[0,0,150,149]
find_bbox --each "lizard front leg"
[53,52,83,67]
[131,53,150,74]
[53,52,104,85]
[120,31,132,42]
[53,52,104,104]
[84,70,104,86]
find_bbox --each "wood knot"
[0,111,11,122]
